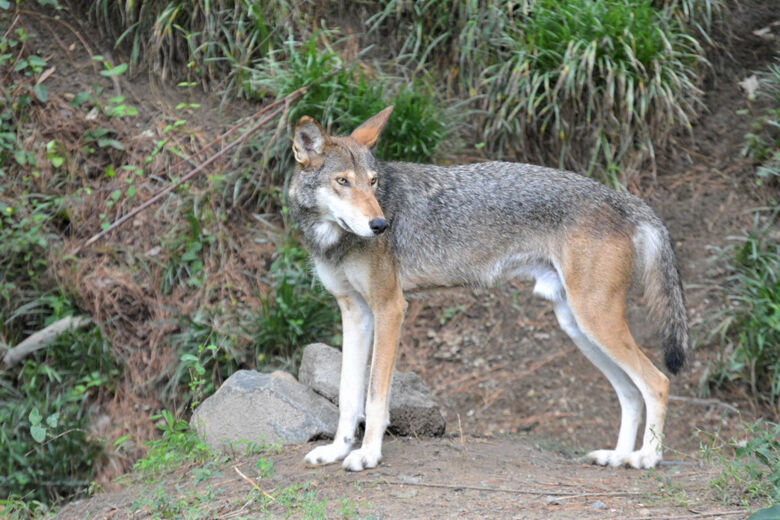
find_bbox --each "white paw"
[622,448,662,469]
[586,449,628,468]
[304,442,351,467]
[342,447,381,472]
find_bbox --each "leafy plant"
[161,206,215,293]
[0,322,117,503]
[133,409,214,476]
[250,234,339,369]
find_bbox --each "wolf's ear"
[351,106,393,148]
[293,116,330,167]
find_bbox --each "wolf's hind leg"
[304,292,372,466]
[569,299,669,469]
[554,301,643,467]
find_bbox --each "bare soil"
[58,438,734,520]
[16,0,780,518]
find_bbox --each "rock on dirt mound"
[190,370,339,449]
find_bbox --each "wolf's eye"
[336,177,348,185]
[369,177,377,185]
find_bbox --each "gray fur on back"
[384,161,660,288]
[290,158,663,289]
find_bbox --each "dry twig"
[382,478,643,498]
[234,466,275,502]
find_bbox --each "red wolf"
[288,106,687,472]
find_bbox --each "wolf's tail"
[633,223,688,374]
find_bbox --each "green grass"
[0,14,121,504]
[251,237,339,368]
[709,210,780,414]
[742,61,780,185]
[699,420,780,507]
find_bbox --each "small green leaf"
[180,353,199,363]
[13,149,26,165]
[97,138,124,150]
[100,221,110,230]
[110,189,121,200]
[101,63,128,77]
[0,1,11,10]
[33,83,47,102]
[30,424,46,443]
[748,505,780,520]
[46,413,59,429]
[71,91,90,107]
[29,408,42,425]
[50,156,63,168]
[28,55,46,68]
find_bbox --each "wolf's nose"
[369,218,388,235]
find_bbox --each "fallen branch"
[381,479,642,498]
[632,509,748,520]
[82,87,307,249]
[668,395,740,416]
[3,316,92,367]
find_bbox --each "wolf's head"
[290,107,393,244]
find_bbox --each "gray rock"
[190,370,338,450]
[269,369,297,383]
[298,343,340,402]
[591,500,608,510]
[298,343,445,437]
[388,371,446,436]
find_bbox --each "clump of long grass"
[75,0,304,92]
[365,0,512,97]
[481,0,706,186]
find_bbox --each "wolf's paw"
[304,442,351,467]
[342,447,381,472]
[586,449,628,468]
[622,449,662,469]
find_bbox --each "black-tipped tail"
[636,224,689,374]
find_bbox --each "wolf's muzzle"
[369,218,388,235]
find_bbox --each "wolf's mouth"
[335,217,353,234]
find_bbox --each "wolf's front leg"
[304,293,372,466]
[342,289,405,471]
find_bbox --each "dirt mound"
[57,436,739,519]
